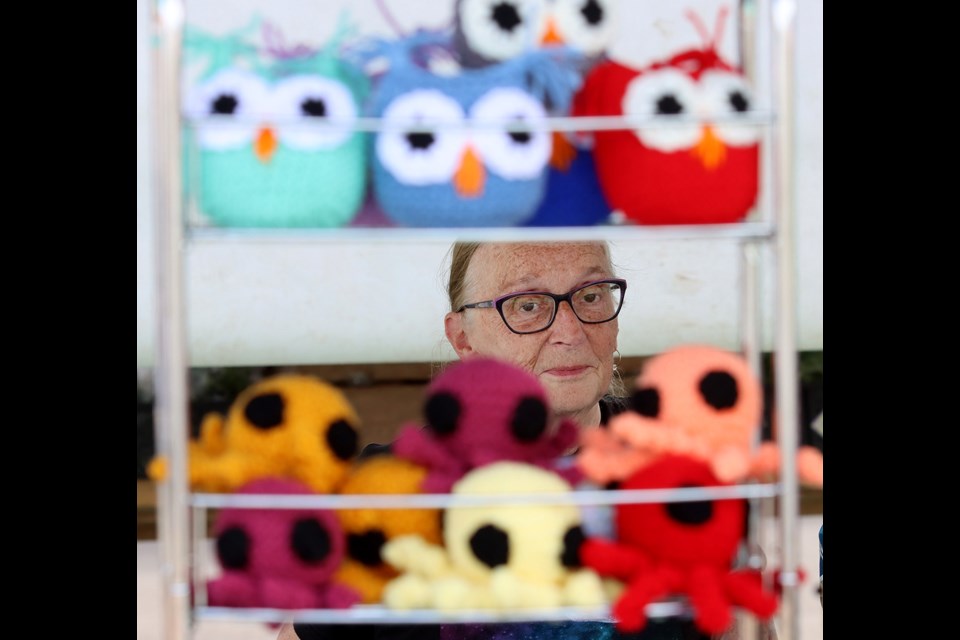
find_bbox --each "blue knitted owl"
[182,18,370,228]
[364,31,582,228]
[451,0,619,227]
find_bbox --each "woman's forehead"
[469,242,612,292]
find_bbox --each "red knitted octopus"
[391,357,580,493]
[580,454,779,634]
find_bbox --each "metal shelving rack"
[148,0,803,637]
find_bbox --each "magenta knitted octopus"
[207,477,361,612]
[391,357,580,493]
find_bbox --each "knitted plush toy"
[580,454,779,635]
[577,344,763,485]
[391,357,580,493]
[147,373,360,494]
[362,31,582,227]
[449,0,619,227]
[181,16,370,228]
[382,461,607,611]
[334,454,443,603]
[572,7,760,225]
[207,477,361,612]
[752,408,824,488]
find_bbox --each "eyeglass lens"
[501,281,623,333]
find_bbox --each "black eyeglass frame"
[457,278,627,335]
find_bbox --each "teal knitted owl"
[182,18,370,228]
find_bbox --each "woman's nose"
[550,301,585,335]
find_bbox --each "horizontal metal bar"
[183,111,777,133]
[195,601,691,624]
[186,221,776,244]
[190,482,781,509]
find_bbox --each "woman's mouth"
[545,366,590,377]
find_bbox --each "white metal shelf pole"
[151,0,191,639]
[771,0,801,638]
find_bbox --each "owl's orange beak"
[541,18,564,45]
[454,145,485,198]
[549,132,577,172]
[254,127,278,163]
[691,125,726,170]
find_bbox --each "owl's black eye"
[656,94,684,115]
[301,98,328,118]
[491,2,523,32]
[729,91,749,112]
[508,129,531,144]
[406,131,436,150]
[211,94,239,115]
[581,0,604,25]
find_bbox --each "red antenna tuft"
[684,5,729,52]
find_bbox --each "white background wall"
[136,0,822,367]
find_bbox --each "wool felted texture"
[334,454,442,604]
[207,477,361,611]
[447,0,618,227]
[571,9,760,226]
[363,32,582,227]
[147,373,361,494]
[381,461,607,611]
[577,343,764,485]
[181,18,370,228]
[522,138,613,227]
[391,357,580,493]
[451,0,618,73]
[580,455,778,634]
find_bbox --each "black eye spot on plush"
[291,518,332,564]
[469,523,509,568]
[631,387,660,417]
[665,484,713,525]
[699,370,738,411]
[425,392,461,436]
[347,530,388,567]
[216,526,250,569]
[327,419,359,460]
[511,396,548,442]
[244,392,285,430]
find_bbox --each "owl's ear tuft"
[518,48,583,114]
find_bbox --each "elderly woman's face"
[446,242,620,419]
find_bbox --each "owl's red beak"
[254,127,278,163]
[541,18,564,45]
[691,125,726,170]
[454,145,485,198]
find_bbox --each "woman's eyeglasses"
[457,279,627,335]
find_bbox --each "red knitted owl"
[572,8,760,225]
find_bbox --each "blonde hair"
[447,241,482,312]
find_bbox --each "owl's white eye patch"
[376,89,468,184]
[622,68,701,152]
[470,87,550,180]
[550,0,616,57]
[698,70,760,146]
[459,0,545,62]
[184,68,269,149]
[268,75,358,150]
